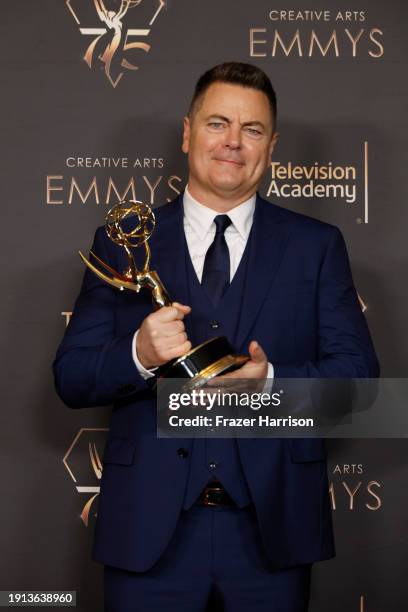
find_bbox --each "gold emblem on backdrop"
[63,428,109,526]
[65,0,165,87]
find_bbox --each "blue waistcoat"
[182,233,253,509]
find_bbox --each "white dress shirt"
[183,185,255,282]
[132,186,274,384]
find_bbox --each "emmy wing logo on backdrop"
[63,428,109,526]
[66,0,165,87]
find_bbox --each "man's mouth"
[213,158,244,166]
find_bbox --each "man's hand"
[206,340,269,392]
[136,302,192,369]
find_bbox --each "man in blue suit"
[54,62,379,611]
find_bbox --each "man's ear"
[269,131,279,158]
[182,116,190,154]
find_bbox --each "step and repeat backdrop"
[1,1,408,610]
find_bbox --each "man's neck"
[186,183,256,213]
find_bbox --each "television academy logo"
[265,142,370,224]
[65,0,165,87]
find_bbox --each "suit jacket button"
[210,320,220,329]
[177,448,189,458]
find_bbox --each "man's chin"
[209,175,245,193]
[211,182,244,196]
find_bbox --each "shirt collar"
[183,185,256,241]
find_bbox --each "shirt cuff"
[262,361,274,394]
[132,329,158,380]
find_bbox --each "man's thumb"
[249,340,267,363]
[172,302,191,314]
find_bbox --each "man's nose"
[224,125,242,149]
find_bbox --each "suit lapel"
[235,195,292,351]
[236,197,292,456]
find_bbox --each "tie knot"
[213,214,232,235]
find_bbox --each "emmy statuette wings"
[79,200,171,308]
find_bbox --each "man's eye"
[208,122,225,129]
[246,127,262,137]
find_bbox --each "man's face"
[182,82,278,204]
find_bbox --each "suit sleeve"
[53,227,150,408]
[274,226,380,379]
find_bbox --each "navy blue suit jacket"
[53,194,379,572]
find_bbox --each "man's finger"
[160,320,185,337]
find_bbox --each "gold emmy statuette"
[79,200,248,390]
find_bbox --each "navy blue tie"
[201,214,232,306]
